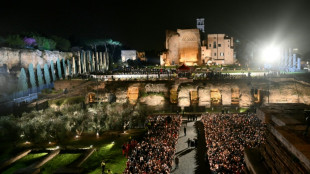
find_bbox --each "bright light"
[262,46,281,63]
[112,141,115,144]
[75,135,79,138]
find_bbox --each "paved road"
[172,119,197,174]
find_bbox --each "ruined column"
[100,52,104,71]
[78,51,82,74]
[284,48,288,70]
[72,57,76,75]
[83,51,87,73]
[297,58,301,70]
[96,52,99,71]
[88,51,92,72]
[92,52,95,72]
[288,48,292,71]
[103,51,107,72]
[106,51,109,71]
[293,54,297,72]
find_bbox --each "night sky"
[1,0,310,53]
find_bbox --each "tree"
[28,63,36,88]
[51,36,71,51]
[6,35,25,48]
[50,60,56,81]
[33,36,56,50]
[56,58,62,79]
[24,37,37,48]
[44,64,51,84]
[37,64,44,86]
[18,68,28,91]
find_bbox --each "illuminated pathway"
[172,118,197,174]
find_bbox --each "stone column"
[72,57,76,75]
[88,51,92,72]
[103,51,107,72]
[293,54,297,72]
[100,52,104,71]
[78,51,82,74]
[284,48,288,70]
[96,52,99,71]
[92,52,95,72]
[288,48,292,70]
[83,51,87,73]
[297,58,301,70]
[106,51,109,71]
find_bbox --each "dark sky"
[1,0,310,52]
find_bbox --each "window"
[209,44,211,48]
[213,42,216,48]
[218,44,221,47]
[214,53,216,56]
[220,52,224,56]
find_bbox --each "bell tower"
[196,18,205,33]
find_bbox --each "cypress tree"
[50,60,56,81]
[37,64,44,86]
[28,63,36,88]
[18,68,28,91]
[57,58,62,79]
[44,63,51,84]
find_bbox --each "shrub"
[6,35,25,48]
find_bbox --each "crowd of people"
[201,113,266,173]
[123,115,182,174]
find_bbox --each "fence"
[0,83,54,105]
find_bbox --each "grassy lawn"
[40,153,81,174]
[81,129,146,174]
[3,153,48,174]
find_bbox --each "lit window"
[220,52,224,56]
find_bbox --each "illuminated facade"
[161,29,201,66]
[207,34,234,65]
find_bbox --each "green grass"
[3,153,48,174]
[48,96,84,106]
[40,154,81,174]
[82,130,146,174]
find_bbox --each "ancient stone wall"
[0,47,73,70]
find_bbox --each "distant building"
[207,34,234,65]
[161,29,201,66]
[160,19,235,66]
[121,50,147,62]
[137,51,147,62]
[121,50,137,62]
[196,18,205,33]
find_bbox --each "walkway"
[172,118,197,174]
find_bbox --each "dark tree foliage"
[6,35,25,48]
[51,36,71,51]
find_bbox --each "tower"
[196,18,205,33]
